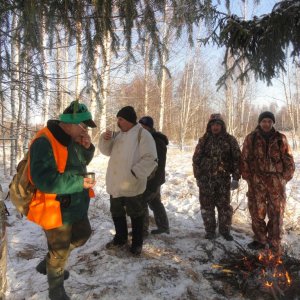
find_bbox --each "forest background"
[1,0,300,176]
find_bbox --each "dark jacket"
[30,120,95,224]
[192,119,241,182]
[147,130,169,192]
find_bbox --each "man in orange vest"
[29,101,96,300]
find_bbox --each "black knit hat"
[116,106,137,124]
[258,111,275,124]
[139,116,154,128]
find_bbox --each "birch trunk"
[144,35,150,115]
[282,71,297,149]
[159,4,169,132]
[41,16,50,125]
[56,36,62,113]
[91,44,100,135]
[225,55,234,134]
[10,13,19,174]
[75,21,82,100]
[23,49,31,155]
[62,31,69,109]
[179,60,196,150]
[0,40,7,175]
[99,32,112,134]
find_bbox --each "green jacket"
[29,120,95,224]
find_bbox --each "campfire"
[203,242,300,300]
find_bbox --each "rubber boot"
[36,258,70,280]
[130,216,144,255]
[106,216,128,248]
[47,267,70,300]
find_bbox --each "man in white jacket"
[99,106,158,255]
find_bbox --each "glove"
[230,180,239,190]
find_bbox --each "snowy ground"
[1,145,300,300]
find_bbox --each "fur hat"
[59,101,97,128]
[258,111,275,124]
[139,116,154,128]
[208,113,224,124]
[116,106,137,124]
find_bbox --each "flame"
[285,271,292,285]
[256,249,292,289]
[265,281,273,287]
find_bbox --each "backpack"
[137,127,158,181]
[8,151,36,216]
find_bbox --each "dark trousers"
[110,195,145,248]
[143,187,169,232]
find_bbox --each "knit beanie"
[116,106,137,124]
[258,111,275,124]
[59,101,97,127]
[139,116,154,128]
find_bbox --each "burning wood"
[203,242,300,299]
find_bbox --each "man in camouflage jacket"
[241,111,295,252]
[193,114,241,241]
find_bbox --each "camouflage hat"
[208,113,224,124]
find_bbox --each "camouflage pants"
[198,176,232,235]
[45,217,91,274]
[247,174,286,249]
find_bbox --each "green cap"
[59,101,97,128]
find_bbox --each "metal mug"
[84,172,95,183]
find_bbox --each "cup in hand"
[104,129,115,140]
[84,172,96,184]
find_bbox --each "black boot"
[130,216,144,255]
[36,258,70,280]
[48,267,70,300]
[106,216,128,249]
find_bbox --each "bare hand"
[75,133,92,149]
[104,130,113,140]
[83,177,96,189]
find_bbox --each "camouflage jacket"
[240,127,295,181]
[193,130,241,182]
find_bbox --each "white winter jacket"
[99,123,158,198]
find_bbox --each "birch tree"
[41,16,51,125]
[99,31,112,134]
[10,13,19,174]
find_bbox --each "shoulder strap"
[137,127,143,145]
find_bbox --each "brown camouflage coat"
[192,121,241,235]
[241,126,295,250]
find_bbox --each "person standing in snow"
[192,113,241,241]
[29,101,97,300]
[139,116,170,235]
[99,106,157,255]
[241,111,295,252]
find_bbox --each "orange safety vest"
[27,127,94,230]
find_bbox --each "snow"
[1,145,300,300]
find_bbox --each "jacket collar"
[47,120,72,147]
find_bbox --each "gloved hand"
[230,180,239,190]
